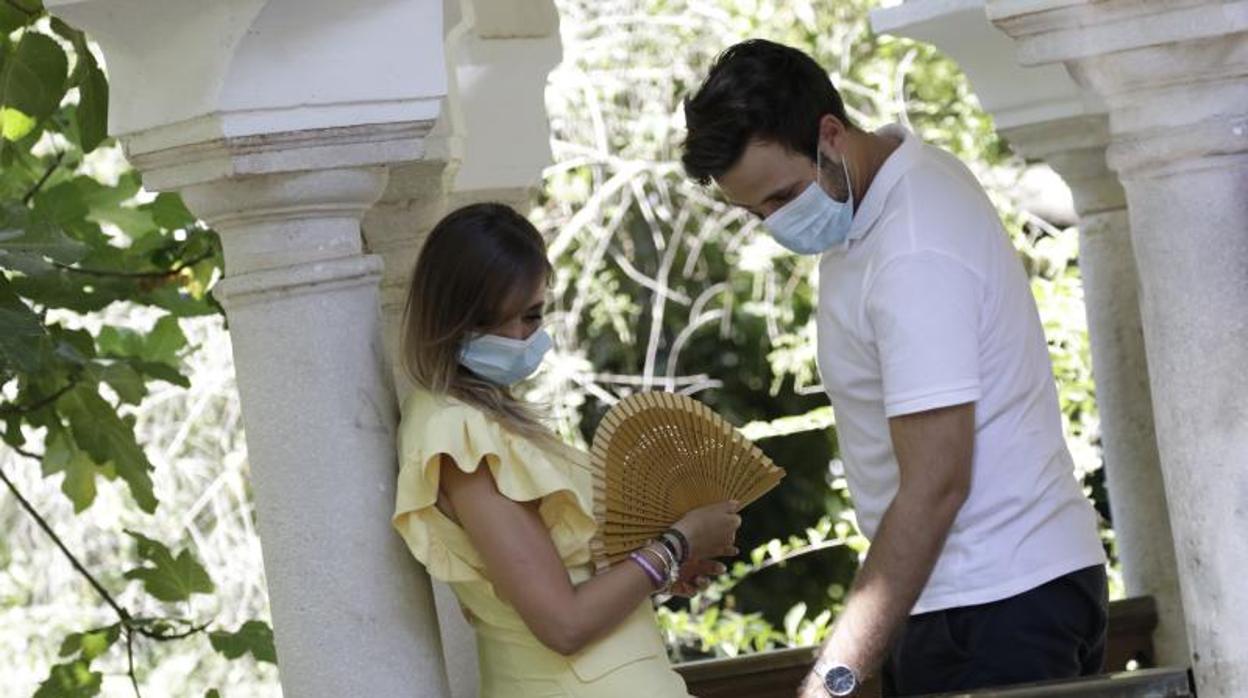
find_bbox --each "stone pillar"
[46,0,456,694]
[359,2,562,696]
[991,2,1248,693]
[1004,116,1187,665]
[870,0,1188,665]
[179,166,450,698]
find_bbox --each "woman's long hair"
[401,203,556,443]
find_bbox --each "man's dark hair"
[681,39,854,184]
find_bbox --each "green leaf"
[92,361,146,405]
[147,193,196,230]
[209,620,277,665]
[73,94,106,156]
[76,171,156,236]
[52,20,107,153]
[0,32,69,141]
[0,277,49,372]
[145,284,221,318]
[96,315,188,386]
[144,314,187,364]
[58,624,120,661]
[123,530,214,602]
[0,206,88,264]
[32,180,91,229]
[57,383,157,512]
[33,659,101,698]
[205,691,222,698]
[132,358,191,387]
[0,2,40,35]
[41,428,99,512]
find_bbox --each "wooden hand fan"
[588,391,784,570]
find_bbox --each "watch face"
[824,665,857,696]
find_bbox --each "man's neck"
[846,128,903,211]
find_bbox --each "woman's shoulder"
[399,388,589,471]
[400,388,492,431]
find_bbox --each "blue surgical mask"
[763,149,855,255]
[459,329,553,386]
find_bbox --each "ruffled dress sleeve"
[391,392,597,583]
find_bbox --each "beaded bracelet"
[642,540,679,592]
[628,550,665,589]
[660,530,689,563]
[663,528,691,562]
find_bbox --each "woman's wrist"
[661,528,690,563]
[629,540,680,594]
[628,550,665,589]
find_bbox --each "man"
[681,40,1108,697]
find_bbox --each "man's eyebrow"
[727,183,796,211]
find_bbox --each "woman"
[392,203,742,697]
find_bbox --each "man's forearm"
[819,482,965,677]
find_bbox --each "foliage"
[0,5,271,695]
[538,0,1108,660]
[0,0,1110,690]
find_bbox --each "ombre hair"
[400,203,555,442]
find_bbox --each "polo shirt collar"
[826,123,921,254]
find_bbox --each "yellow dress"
[392,390,692,698]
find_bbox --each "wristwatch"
[813,659,859,696]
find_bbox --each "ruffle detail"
[392,393,596,583]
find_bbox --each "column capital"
[986,0,1248,67]
[47,0,447,189]
[123,120,436,193]
[871,0,1106,131]
[178,166,390,310]
[999,115,1126,215]
[988,0,1248,176]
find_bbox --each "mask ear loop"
[816,140,855,206]
[816,146,825,195]
[841,153,856,209]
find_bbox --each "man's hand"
[670,557,726,597]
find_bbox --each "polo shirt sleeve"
[865,250,983,418]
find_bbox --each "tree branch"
[126,626,143,698]
[0,452,132,623]
[0,376,80,417]
[2,448,214,698]
[135,618,213,641]
[23,151,66,205]
[51,249,216,280]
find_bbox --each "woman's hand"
[669,558,727,597]
[671,500,742,561]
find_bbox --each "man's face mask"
[762,147,855,255]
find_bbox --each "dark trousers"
[882,565,1108,697]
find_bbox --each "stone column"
[1004,116,1186,665]
[359,2,562,696]
[991,2,1248,694]
[47,0,456,694]
[870,0,1188,664]
[179,165,450,698]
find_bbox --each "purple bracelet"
[628,550,665,589]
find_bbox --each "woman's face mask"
[763,148,855,255]
[459,329,553,386]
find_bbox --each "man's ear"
[818,113,849,153]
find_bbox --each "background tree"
[1,5,273,695]
[2,0,1109,691]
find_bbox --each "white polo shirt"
[816,124,1105,614]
